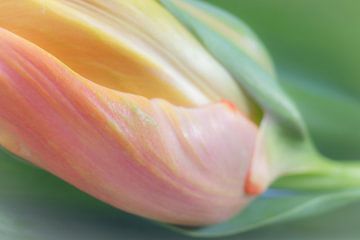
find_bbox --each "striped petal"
[0,0,251,113]
[0,28,262,225]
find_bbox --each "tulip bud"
[3,0,358,233]
[0,23,267,225]
[11,0,344,229]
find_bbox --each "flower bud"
[0,27,263,225]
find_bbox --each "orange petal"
[0,0,251,112]
[0,28,262,225]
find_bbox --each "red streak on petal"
[220,99,238,112]
[244,172,265,196]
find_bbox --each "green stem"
[273,153,360,191]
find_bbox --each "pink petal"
[0,28,260,226]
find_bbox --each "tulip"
[0,0,271,226]
[1,0,359,231]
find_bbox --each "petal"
[0,28,260,225]
[0,0,251,113]
[162,0,304,132]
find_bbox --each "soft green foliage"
[205,0,360,161]
[173,189,360,237]
[161,0,304,134]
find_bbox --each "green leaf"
[160,0,304,134]
[283,75,360,160]
[173,189,360,237]
[228,200,360,240]
[205,0,360,160]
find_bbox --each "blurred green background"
[208,0,360,161]
[1,1,360,239]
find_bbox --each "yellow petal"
[0,0,251,113]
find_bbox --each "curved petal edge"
[0,28,264,226]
